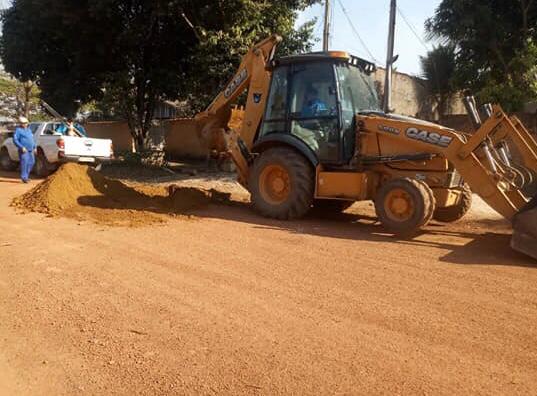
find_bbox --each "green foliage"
[426,0,537,112]
[0,76,19,96]
[420,44,457,119]
[177,0,319,112]
[477,41,537,111]
[1,0,113,115]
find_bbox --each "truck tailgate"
[63,137,112,159]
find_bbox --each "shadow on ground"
[193,202,535,268]
[0,170,22,183]
[76,175,536,268]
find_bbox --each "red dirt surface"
[0,169,536,395]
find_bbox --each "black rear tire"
[0,147,18,171]
[433,184,472,223]
[417,180,436,226]
[374,178,434,235]
[34,149,51,178]
[249,147,314,220]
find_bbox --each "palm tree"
[420,44,457,122]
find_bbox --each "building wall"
[373,68,466,119]
[164,118,207,159]
[85,121,133,152]
[374,68,430,118]
[85,111,245,160]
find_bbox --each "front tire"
[249,147,314,220]
[433,184,472,223]
[0,147,18,171]
[375,178,435,235]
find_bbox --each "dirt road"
[1,170,536,395]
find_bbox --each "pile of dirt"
[12,163,221,226]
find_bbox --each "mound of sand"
[12,163,218,226]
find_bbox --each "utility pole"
[323,0,331,52]
[383,0,397,113]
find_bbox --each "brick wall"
[373,68,466,119]
[85,121,133,152]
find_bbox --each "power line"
[396,6,430,52]
[336,0,380,64]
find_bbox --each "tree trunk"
[124,95,157,154]
[520,0,534,37]
[23,81,33,118]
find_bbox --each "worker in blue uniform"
[301,88,328,118]
[13,116,36,183]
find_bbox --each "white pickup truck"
[0,122,113,176]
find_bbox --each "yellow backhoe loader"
[192,35,537,260]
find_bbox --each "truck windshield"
[336,63,380,113]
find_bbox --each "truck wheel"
[417,180,436,225]
[374,178,434,235]
[34,150,51,178]
[249,147,314,220]
[0,147,18,171]
[433,184,472,223]
[312,199,354,213]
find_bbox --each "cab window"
[29,123,39,134]
[260,66,289,137]
[336,63,380,161]
[289,61,339,163]
[42,123,56,135]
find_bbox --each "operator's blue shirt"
[301,99,328,118]
[56,123,87,137]
[13,127,36,151]
[56,124,68,135]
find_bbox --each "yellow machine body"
[191,35,537,260]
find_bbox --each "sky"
[296,0,442,76]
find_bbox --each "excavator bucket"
[511,195,537,260]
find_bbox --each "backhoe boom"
[194,35,282,185]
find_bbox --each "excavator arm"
[194,34,282,186]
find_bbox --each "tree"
[1,0,115,116]
[420,44,457,121]
[1,0,318,151]
[16,80,34,118]
[178,0,318,111]
[426,0,537,112]
[2,0,197,151]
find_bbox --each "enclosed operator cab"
[255,52,380,167]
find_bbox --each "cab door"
[287,61,340,164]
